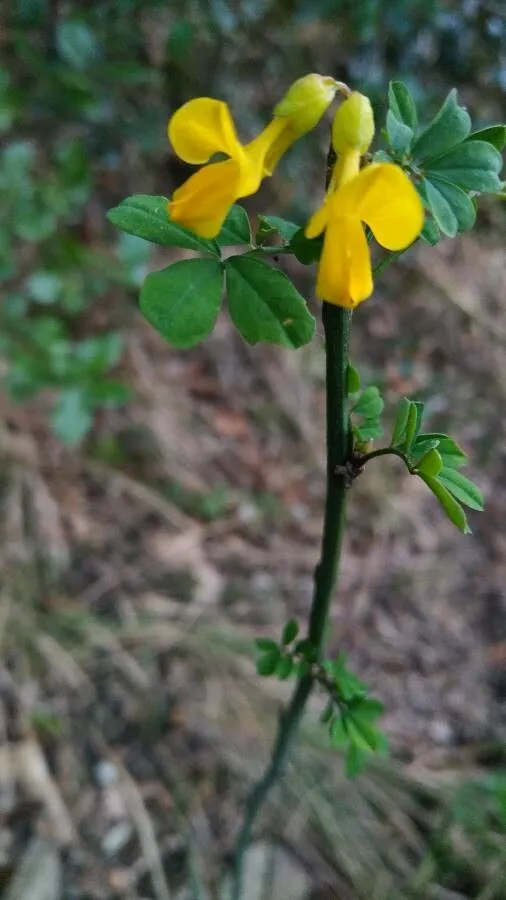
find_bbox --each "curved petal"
[315,218,352,306]
[168,158,241,237]
[305,200,330,239]
[168,98,242,164]
[335,163,424,250]
[240,118,294,196]
[315,215,372,307]
[346,216,373,304]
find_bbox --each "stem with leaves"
[229,305,352,899]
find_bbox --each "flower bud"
[332,91,374,154]
[274,74,339,137]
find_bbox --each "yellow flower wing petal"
[168,158,241,238]
[168,98,242,164]
[305,200,330,239]
[315,214,372,308]
[243,118,294,187]
[315,217,352,307]
[346,216,373,305]
[335,163,424,250]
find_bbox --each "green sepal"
[437,467,484,511]
[140,258,223,349]
[107,195,219,255]
[388,80,418,131]
[216,205,252,246]
[225,256,315,348]
[412,89,471,161]
[418,472,471,534]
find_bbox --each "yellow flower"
[167,74,339,238]
[306,92,424,308]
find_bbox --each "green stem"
[361,445,413,472]
[229,305,352,900]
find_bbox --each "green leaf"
[334,657,368,702]
[425,141,503,193]
[282,619,299,645]
[346,743,368,778]
[330,716,348,749]
[276,655,294,680]
[437,467,484,511]
[420,178,458,238]
[256,649,280,676]
[56,19,99,70]
[416,447,443,477]
[388,81,418,131]
[320,702,334,725]
[140,258,223,349]
[225,256,315,348]
[346,363,361,395]
[356,420,383,441]
[412,89,471,161]
[216,205,252,246]
[107,195,219,255]
[419,473,471,534]
[255,638,279,653]
[390,397,411,447]
[294,639,316,662]
[353,386,384,419]
[348,698,384,722]
[257,215,299,243]
[425,177,476,234]
[51,388,92,445]
[346,715,381,752]
[289,228,323,264]
[420,217,441,246]
[402,401,419,453]
[386,109,413,156]
[465,125,506,152]
[414,434,467,468]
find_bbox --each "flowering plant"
[108,76,504,898]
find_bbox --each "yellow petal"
[315,215,372,307]
[305,200,330,239]
[336,163,424,250]
[346,216,373,305]
[168,98,242,164]
[168,158,241,237]
[315,218,353,307]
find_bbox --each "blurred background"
[1,1,506,898]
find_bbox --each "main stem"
[230,304,352,900]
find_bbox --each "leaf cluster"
[382,81,505,245]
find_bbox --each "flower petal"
[346,216,373,304]
[244,118,295,186]
[168,158,241,237]
[305,200,330,239]
[315,215,372,307]
[168,98,242,164]
[335,162,424,250]
[315,218,352,306]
